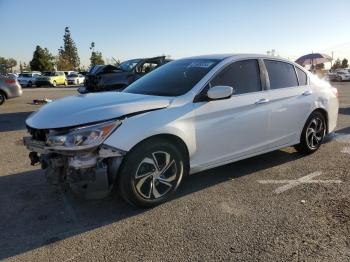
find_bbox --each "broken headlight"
[46,120,121,150]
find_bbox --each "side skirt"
[189,141,299,175]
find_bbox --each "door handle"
[255,98,270,105]
[302,90,313,96]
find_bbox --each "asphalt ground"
[0,84,349,261]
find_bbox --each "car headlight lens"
[46,120,121,150]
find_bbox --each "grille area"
[27,126,48,142]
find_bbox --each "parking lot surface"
[0,85,349,261]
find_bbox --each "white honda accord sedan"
[24,54,339,207]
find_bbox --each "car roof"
[182,53,292,62]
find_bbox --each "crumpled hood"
[26,92,172,129]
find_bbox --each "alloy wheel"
[134,151,178,199]
[306,117,325,149]
[0,93,5,105]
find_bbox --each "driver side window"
[210,59,262,95]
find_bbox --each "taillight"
[5,79,16,84]
[331,87,338,98]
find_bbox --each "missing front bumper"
[23,136,125,199]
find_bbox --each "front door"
[192,59,270,169]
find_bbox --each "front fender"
[103,104,197,157]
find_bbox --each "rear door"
[192,59,271,168]
[263,60,312,148]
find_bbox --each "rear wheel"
[294,111,326,154]
[0,92,6,105]
[118,138,187,207]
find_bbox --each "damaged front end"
[23,120,125,199]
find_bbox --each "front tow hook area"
[29,151,40,166]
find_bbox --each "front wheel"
[295,111,326,154]
[0,92,6,105]
[52,81,57,87]
[118,139,187,207]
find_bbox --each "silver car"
[0,75,23,105]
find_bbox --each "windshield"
[19,73,32,77]
[118,59,141,71]
[89,65,104,74]
[124,59,219,96]
[68,73,78,77]
[43,72,55,76]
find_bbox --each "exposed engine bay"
[23,125,125,199]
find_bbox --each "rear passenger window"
[296,67,308,86]
[264,60,298,89]
[210,59,261,95]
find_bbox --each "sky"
[1,0,350,69]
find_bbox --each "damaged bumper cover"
[23,136,125,199]
[23,136,123,157]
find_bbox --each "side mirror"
[207,85,233,100]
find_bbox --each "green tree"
[0,57,6,74]
[341,58,349,68]
[30,45,55,71]
[331,58,342,70]
[57,27,80,70]
[90,52,105,66]
[0,57,17,73]
[23,62,31,71]
[6,58,17,72]
[89,42,104,66]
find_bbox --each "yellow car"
[35,71,67,87]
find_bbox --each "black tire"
[27,81,32,87]
[294,111,326,154]
[52,81,57,87]
[0,92,6,105]
[118,138,187,208]
[336,76,342,82]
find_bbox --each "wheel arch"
[0,89,8,99]
[126,133,190,166]
[311,108,329,134]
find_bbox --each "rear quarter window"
[295,67,308,86]
[265,60,298,89]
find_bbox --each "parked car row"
[79,56,171,93]
[11,55,169,91]
[327,69,350,82]
[0,75,22,105]
[17,71,41,87]
[14,71,87,88]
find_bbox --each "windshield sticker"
[187,62,214,68]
